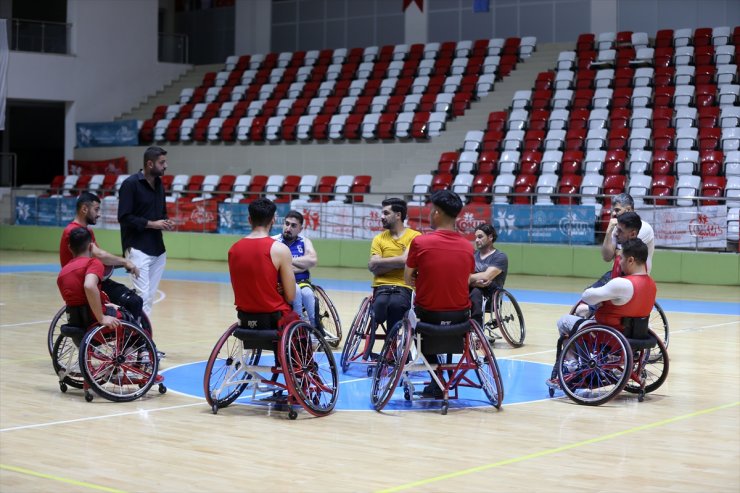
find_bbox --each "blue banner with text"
[490,204,596,244]
[76,120,139,148]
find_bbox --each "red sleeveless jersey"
[228,237,291,315]
[595,274,657,331]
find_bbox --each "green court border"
[1,225,738,285]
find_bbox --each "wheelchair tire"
[79,321,159,402]
[48,305,67,356]
[558,325,633,406]
[494,289,526,348]
[469,321,504,408]
[370,320,411,411]
[625,329,669,395]
[279,321,339,417]
[52,334,85,390]
[650,302,669,350]
[313,285,342,348]
[340,296,371,373]
[203,323,261,411]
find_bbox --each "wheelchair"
[203,312,339,420]
[570,300,669,354]
[548,316,669,406]
[340,294,387,375]
[481,288,526,347]
[51,306,166,402]
[304,282,342,348]
[370,315,504,415]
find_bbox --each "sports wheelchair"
[547,316,669,406]
[203,312,339,420]
[51,306,166,402]
[481,288,526,347]
[301,282,342,348]
[340,294,387,375]
[370,315,504,415]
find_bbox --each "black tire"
[52,334,84,390]
[280,321,338,417]
[48,305,67,356]
[650,302,669,349]
[558,325,633,406]
[313,285,342,348]
[340,296,371,373]
[469,321,504,408]
[625,330,669,395]
[79,321,159,402]
[371,320,411,411]
[203,323,260,410]
[494,289,526,348]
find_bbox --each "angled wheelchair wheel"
[52,334,84,390]
[558,325,633,406]
[650,302,669,350]
[48,305,67,356]
[313,285,342,348]
[280,321,339,417]
[203,323,261,412]
[371,320,412,411]
[340,296,371,373]
[79,321,159,402]
[494,289,526,348]
[469,321,504,408]
[625,330,669,395]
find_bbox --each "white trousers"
[126,248,167,316]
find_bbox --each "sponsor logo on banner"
[494,209,517,236]
[645,206,727,248]
[456,211,487,235]
[492,204,595,244]
[190,204,216,224]
[363,209,384,232]
[688,213,723,239]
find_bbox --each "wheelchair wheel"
[469,321,504,408]
[493,289,526,348]
[203,323,261,412]
[340,296,371,373]
[280,321,339,417]
[313,285,342,348]
[625,330,670,395]
[371,320,411,411]
[48,305,67,356]
[650,302,669,350]
[79,321,159,402]
[558,325,633,406]
[52,334,84,390]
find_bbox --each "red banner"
[407,204,490,240]
[67,157,127,176]
[166,200,218,232]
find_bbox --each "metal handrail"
[10,17,71,55]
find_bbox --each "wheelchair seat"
[235,311,281,351]
[622,316,657,352]
[59,324,86,347]
[415,321,471,355]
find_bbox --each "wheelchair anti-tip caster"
[288,409,298,420]
[638,390,645,402]
[59,382,68,393]
[548,388,555,398]
[159,384,167,394]
[85,391,94,402]
[441,401,449,415]
[211,404,219,414]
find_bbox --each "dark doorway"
[6,100,65,186]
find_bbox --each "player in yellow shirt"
[368,198,421,337]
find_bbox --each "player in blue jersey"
[273,210,318,326]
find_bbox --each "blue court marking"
[4,263,737,316]
[163,355,553,412]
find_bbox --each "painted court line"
[376,401,740,493]
[0,463,127,493]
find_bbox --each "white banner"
[644,205,727,248]
[291,203,383,240]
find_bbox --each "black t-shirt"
[474,249,508,290]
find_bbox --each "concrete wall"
[2,224,738,285]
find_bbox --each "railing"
[10,18,71,55]
[158,33,188,64]
[0,153,17,187]
[8,186,738,252]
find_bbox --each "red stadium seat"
[700,150,724,177]
[470,174,494,203]
[652,150,676,176]
[557,174,583,204]
[561,150,584,175]
[437,151,459,174]
[431,172,453,191]
[651,175,676,205]
[701,176,726,205]
[312,175,337,202]
[512,174,536,205]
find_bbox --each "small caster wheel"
[441,402,448,415]
[548,388,555,398]
[288,409,298,420]
[404,390,411,401]
[60,382,68,393]
[638,390,645,402]
[159,384,167,394]
[85,391,94,402]
[367,366,373,377]
[211,404,219,415]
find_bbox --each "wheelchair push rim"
[624,329,670,396]
[469,321,504,408]
[52,333,85,390]
[48,305,67,356]
[313,285,342,348]
[493,289,526,348]
[370,320,411,411]
[340,296,372,373]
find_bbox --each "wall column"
[590,0,617,36]
[404,0,427,44]
[235,0,271,55]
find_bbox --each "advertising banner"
[407,204,490,240]
[290,203,383,239]
[76,121,139,148]
[217,202,290,235]
[490,204,596,244]
[167,200,219,233]
[67,157,127,176]
[35,197,76,226]
[642,205,727,248]
[14,196,37,225]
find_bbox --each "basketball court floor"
[0,250,738,492]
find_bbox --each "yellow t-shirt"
[370,228,421,288]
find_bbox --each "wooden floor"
[0,251,738,493]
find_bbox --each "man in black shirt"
[469,224,508,328]
[118,146,174,316]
